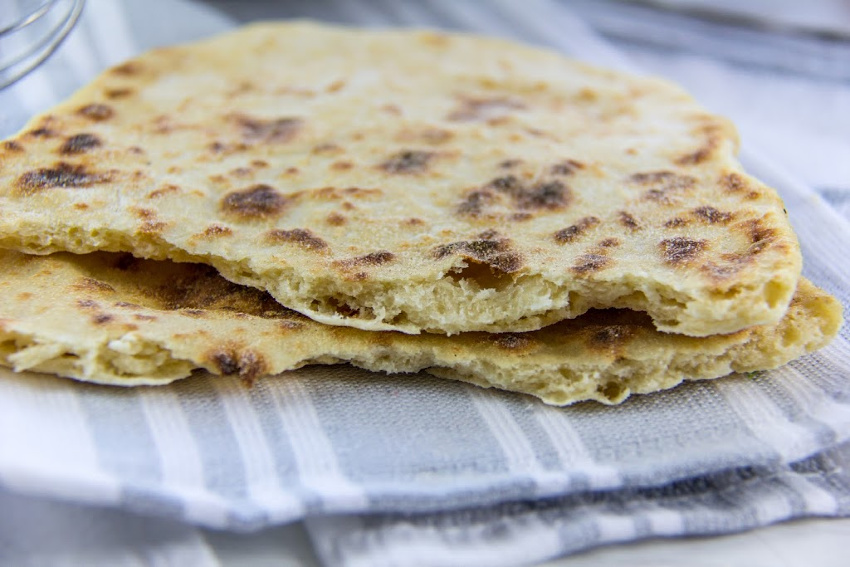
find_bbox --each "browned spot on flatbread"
[499,159,522,169]
[77,299,98,309]
[457,190,495,216]
[73,277,115,294]
[77,104,114,121]
[586,325,635,353]
[59,133,102,155]
[334,251,396,271]
[701,260,742,281]
[232,114,302,144]
[331,160,353,171]
[230,166,253,178]
[202,225,233,238]
[550,160,585,175]
[598,238,620,248]
[104,88,133,99]
[220,184,288,221]
[139,220,167,234]
[111,61,142,76]
[462,175,572,216]
[313,143,342,155]
[326,212,347,226]
[692,206,733,225]
[571,253,611,274]
[148,183,180,199]
[660,237,708,265]
[266,228,329,251]
[92,313,114,325]
[134,208,155,219]
[630,171,677,184]
[380,150,435,174]
[676,123,723,166]
[434,237,523,275]
[736,218,778,255]
[326,79,346,93]
[447,97,525,121]
[396,128,454,145]
[741,218,777,244]
[664,217,689,228]
[618,211,640,230]
[516,181,569,210]
[134,314,157,321]
[207,347,268,385]
[26,127,56,138]
[491,334,535,352]
[632,171,696,204]
[554,216,600,244]
[380,103,402,115]
[419,128,454,144]
[488,175,522,194]
[17,163,112,194]
[721,172,748,193]
[3,140,23,152]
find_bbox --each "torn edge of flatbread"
[0,251,840,405]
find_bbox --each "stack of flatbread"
[0,23,840,405]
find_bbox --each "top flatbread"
[0,22,800,335]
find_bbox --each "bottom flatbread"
[0,250,841,405]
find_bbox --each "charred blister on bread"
[333,251,396,272]
[458,174,572,218]
[571,253,611,275]
[379,150,435,174]
[660,237,708,265]
[692,206,733,225]
[59,134,102,155]
[265,228,329,252]
[219,184,288,221]
[617,211,641,230]
[554,216,600,244]
[77,104,114,121]
[201,224,233,238]
[17,163,113,194]
[207,346,268,385]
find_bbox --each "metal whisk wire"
[0,0,86,89]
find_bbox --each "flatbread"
[0,23,800,336]
[0,250,838,406]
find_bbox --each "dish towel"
[1,1,849,566]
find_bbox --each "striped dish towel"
[1,1,849,565]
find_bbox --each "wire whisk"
[0,0,86,89]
